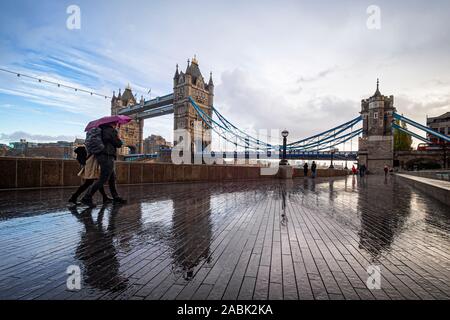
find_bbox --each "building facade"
[110,57,214,160]
[143,134,172,154]
[6,139,74,158]
[111,85,144,155]
[0,144,9,156]
[427,112,450,144]
[173,57,214,160]
[358,80,396,173]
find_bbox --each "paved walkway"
[0,175,449,300]
[396,173,450,190]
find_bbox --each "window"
[374,112,378,119]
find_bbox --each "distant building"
[73,138,85,146]
[0,143,9,156]
[111,85,144,155]
[358,79,396,174]
[143,134,172,154]
[6,139,74,159]
[72,138,86,158]
[427,112,450,144]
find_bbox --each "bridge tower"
[111,85,144,155]
[173,56,214,160]
[358,79,396,174]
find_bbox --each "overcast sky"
[0,0,449,146]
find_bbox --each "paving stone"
[0,176,448,300]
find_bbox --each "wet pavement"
[0,175,449,300]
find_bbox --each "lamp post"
[280,129,289,166]
[344,152,349,170]
[329,148,337,169]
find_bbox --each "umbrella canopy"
[84,115,132,132]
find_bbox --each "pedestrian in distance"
[311,161,317,179]
[351,165,357,175]
[81,121,127,207]
[359,164,367,177]
[384,164,389,177]
[303,162,309,177]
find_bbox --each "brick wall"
[0,157,348,190]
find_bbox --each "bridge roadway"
[118,93,174,119]
[0,175,448,300]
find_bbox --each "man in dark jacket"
[303,162,308,177]
[81,123,126,207]
[311,161,317,178]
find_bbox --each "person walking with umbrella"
[81,115,131,207]
[68,145,112,205]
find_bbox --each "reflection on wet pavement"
[0,175,448,300]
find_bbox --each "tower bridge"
[114,58,449,173]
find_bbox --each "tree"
[394,119,412,151]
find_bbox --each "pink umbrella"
[84,115,132,132]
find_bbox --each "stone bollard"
[278,165,293,179]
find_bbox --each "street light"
[329,148,338,169]
[344,152,349,170]
[280,129,289,166]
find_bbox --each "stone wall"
[0,157,348,190]
[396,174,450,207]
[360,136,394,174]
[398,170,450,181]
[395,150,446,168]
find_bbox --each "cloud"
[396,94,450,123]
[215,68,360,144]
[297,67,338,83]
[0,0,449,148]
[0,131,76,144]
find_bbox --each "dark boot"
[113,197,127,204]
[80,196,96,208]
[99,186,112,204]
[103,196,114,204]
[68,194,79,205]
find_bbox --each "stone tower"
[358,79,396,174]
[173,56,214,159]
[111,84,144,155]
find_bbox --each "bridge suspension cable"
[189,96,363,153]
[391,122,433,144]
[189,97,262,150]
[393,113,450,143]
[286,120,361,150]
[211,105,279,147]
[287,116,362,148]
[189,97,280,151]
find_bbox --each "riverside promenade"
[0,175,449,300]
